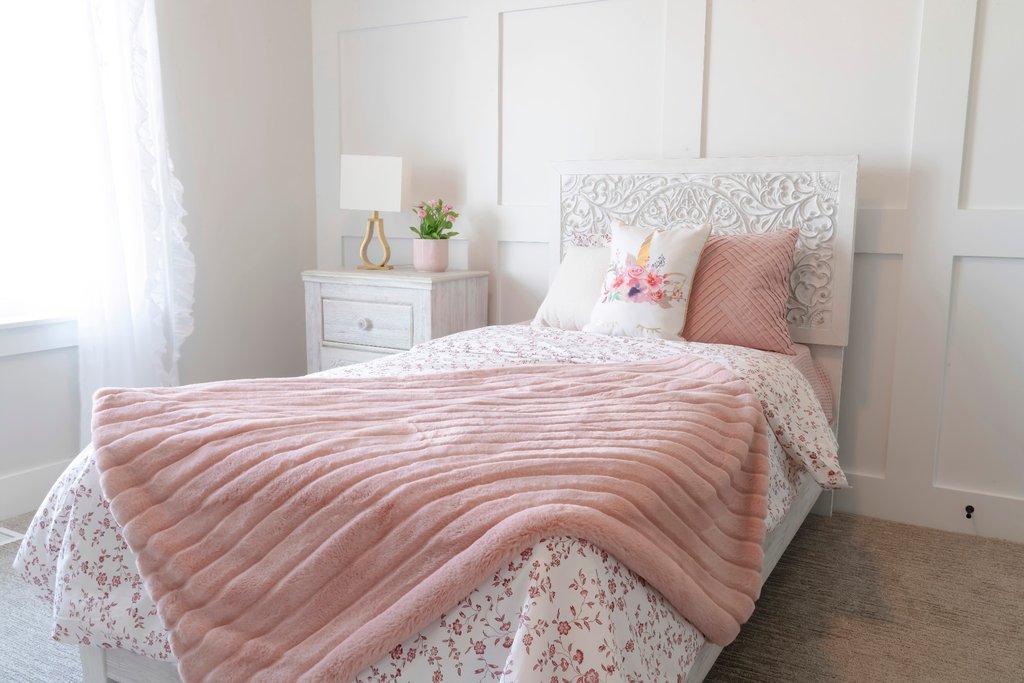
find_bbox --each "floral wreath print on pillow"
[601,237,685,308]
[584,220,712,340]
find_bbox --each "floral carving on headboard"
[560,172,841,330]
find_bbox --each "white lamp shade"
[339,155,405,212]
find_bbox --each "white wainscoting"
[704,0,922,210]
[311,0,1024,542]
[0,345,80,519]
[935,256,1024,501]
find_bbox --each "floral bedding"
[14,324,840,682]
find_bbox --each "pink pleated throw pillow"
[682,230,799,354]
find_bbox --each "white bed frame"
[79,156,858,683]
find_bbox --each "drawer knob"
[357,317,372,331]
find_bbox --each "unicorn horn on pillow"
[636,233,654,268]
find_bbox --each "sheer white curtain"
[76,0,195,442]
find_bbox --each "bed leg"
[80,646,111,683]
[811,490,833,517]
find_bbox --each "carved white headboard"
[554,157,858,348]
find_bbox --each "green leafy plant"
[409,199,459,239]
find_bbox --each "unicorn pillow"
[583,220,711,340]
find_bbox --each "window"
[0,3,107,324]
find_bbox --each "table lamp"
[339,154,405,270]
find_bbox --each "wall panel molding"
[958,0,1024,209]
[934,256,1024,501]
[703,0,924,211]
[498,0,666,207]
[313,0,1024,541]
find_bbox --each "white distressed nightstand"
[302,269,489,372]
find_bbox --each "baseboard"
[0,459,73,520]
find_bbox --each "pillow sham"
[532,246,610,331]
[682,230,799,354]
[583,220,711,340]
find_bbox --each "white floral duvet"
[14,325,841,683]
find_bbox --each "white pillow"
[583,220,711,340]
[532,246,610,330]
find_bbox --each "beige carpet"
[708,513,1024,682]
[1,511,1022,682]
[0,511,82,683]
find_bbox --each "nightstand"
[302,269,489,372]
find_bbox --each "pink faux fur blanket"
[93,354,770,682]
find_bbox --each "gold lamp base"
[358,210,393,270]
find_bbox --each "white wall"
[0,343,80,519]
[312,0,1024,542]
[0,0,317,519]
[157,0,317,384]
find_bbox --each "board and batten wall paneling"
[500,1,666,207]
[312,0,1024,542]
[704,0,923,210]
[837,254,903,480]
[935,256,1024,500]
[496,241,549,323]
[317,11,470,271]
[959,0,1024,209]
[340,236,471,272]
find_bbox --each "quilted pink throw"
[93,354,770,682]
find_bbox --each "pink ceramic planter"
[413,239,450,272]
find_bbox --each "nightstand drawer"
[304,269,488,373]
[320,345,392,370]
[322,298,413,350]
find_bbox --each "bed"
[14,155,857,683]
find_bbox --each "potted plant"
[409,199,459,272]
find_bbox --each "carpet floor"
[0,511,81,683]
[1,511,1021,682]
[707,513,1024,682]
